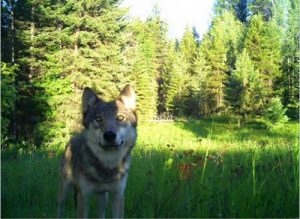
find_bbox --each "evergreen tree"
[192,26,200,46]
[198,11,243,115]
[249,0,273,21]
[146,11,170,115]
[129,19,158,120]
[1,0,15,63]
[177,27,199,116]
[262,97,288,129]
[0,0,53,143]
[180,26,198,74]
[281,0,299,119]
[193,49,210,116]
[31,0,131,146]
[244,14,282,108]
[214,0,249,23]
[1,63,18,143]
[159,41,177,116]
[214,0,239,15]
[165,52,189,116]
[236,0,250,23]
[225,49,261,125]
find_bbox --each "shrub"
[262,97,288,129]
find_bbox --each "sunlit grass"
[128,118,299,217]
[2,117,299,218]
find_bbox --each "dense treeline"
[1,0,299,147]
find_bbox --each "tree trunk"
[9,0,15,63]
[238,117,241,128]
[58,25,62,62]
[29,5,35,79]
[8,0,16,137]
[74,29,79,58]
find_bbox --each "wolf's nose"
[103,131,116,142]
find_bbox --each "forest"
[1,0,299,218]
[1,0,299,147]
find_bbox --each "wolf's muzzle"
[103,131,116,142]
[100,131,124,150]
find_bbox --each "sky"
[121,0,215,40]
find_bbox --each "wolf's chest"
[75,144,130,184]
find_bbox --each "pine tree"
[146,11,170,115]
[198,11,243,115]
[244,14,282,108]
[236,0,250,23]
[225,49,261,125]
[192,26,200,46]
[214,0,239,15]
[177,27,199,116]
[165,52,188,116]
[31,0,131,146]
[281,0,299,119]
[180,26,198,74]
[214,0,249,23]
[262,97,288,129]
[129,8,174,120]
[159,42,177,116]
[0,0,54,143]
[1,63,18,143]
[249,0,273,21]
[129,19,158,120]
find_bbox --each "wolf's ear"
[119,84,136,110]
[82,87,99,114]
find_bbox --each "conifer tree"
[146,11,170,115]
[165,52,188,116]
[130,8,170,120]
[1,63,18,142]
[281,0,299,119]
[214,0,249,23]
[129,19,158,120]
[244,14,282,108]
[180,27,198,73]
[177,27,200,116]
[226,49,261,125]
[198,11,243,115]
[262,97,288,129]
[159,42,177,116]
[249,0,273,21]
[32,0,130,146]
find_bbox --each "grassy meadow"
[1,117,299,218]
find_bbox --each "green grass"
[2,117,299,218]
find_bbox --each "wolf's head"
[82,85,137,152]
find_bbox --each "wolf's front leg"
[111,192,124,218]
[56,178,71,218]
[76,190,90,218]
[98,192,108,218]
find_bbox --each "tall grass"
[2,117,299,218]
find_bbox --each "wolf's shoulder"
[63,132,87,158]
[69,132,86,148]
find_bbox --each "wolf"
[57,84,137,218]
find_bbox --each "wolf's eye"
[116,115,125,121]
[95,115,103,123]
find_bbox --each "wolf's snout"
[103,131,116,142]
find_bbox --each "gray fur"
[57,85,137,218]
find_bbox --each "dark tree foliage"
[236,0,250,22]
[1,0,298,147]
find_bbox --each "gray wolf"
[57,85,137,218]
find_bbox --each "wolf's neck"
[84,134,130,169]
